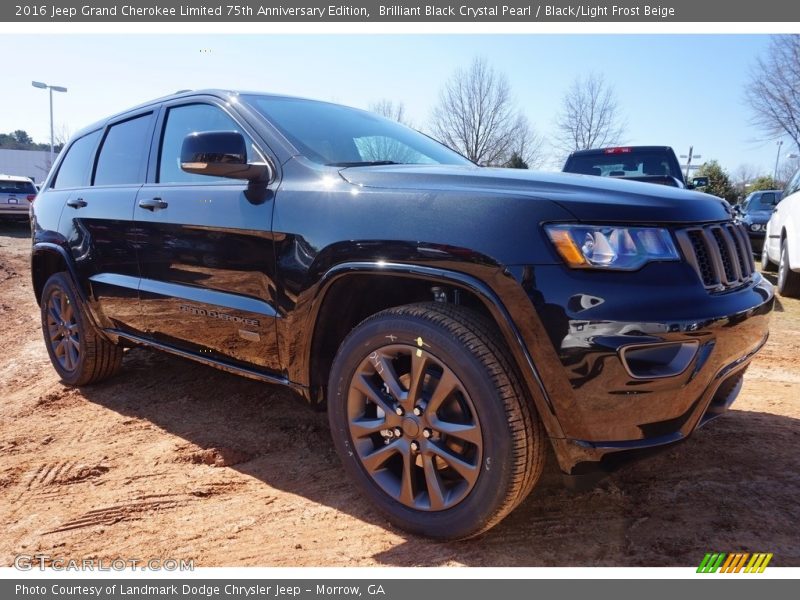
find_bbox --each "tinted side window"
[52,130,101,189]
[158,104,255,184]
[94,114,153,187]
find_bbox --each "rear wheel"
[327,302,545,540]
[40,272,123,386]
[778,240,800,298]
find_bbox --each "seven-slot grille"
[675,222,755,292]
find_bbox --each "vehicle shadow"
[79,346,800,567]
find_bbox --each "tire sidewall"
[328,311,518,539]
[40,272,88,386]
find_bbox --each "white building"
[0,149,57,184]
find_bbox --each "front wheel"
[778,240,800,298]
[40,272,123,386]
[327,303,545,540]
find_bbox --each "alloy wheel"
[346,344,482,511]
[46,289,80,371]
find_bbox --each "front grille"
[676,222,755,292]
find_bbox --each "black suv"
[31,90,773,540]
[734,189,782,253]
[563,146,687,188]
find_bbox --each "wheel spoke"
[398,450,415,506]
[360,440,401,473]
[425,369,459,415]
[67,336,80,350]
[428,442,478,483]
[429,417,481,445]
[60,293,68,324]
[48,301,61,323]
[422,454,446,510]
[350,417,387,439]
[66,340,79,370]
[353,374,397,420]
[407,351,428,407]
[54,339,66,358]
[374,353,406,402]
[63,300,74,323]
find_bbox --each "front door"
[134,101,281,373]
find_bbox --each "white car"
[763,167,800,296]
[0,174,37,219]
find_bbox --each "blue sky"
[5,34,795,175]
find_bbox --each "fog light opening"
[620,341,700,380]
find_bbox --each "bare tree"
[555,73,626,153]
[369,99,410,125]
[778,156,800,187]
[745,35,800,153]
[732,163,759,197]
[430,57,542,166]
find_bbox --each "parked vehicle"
[562,146,688,188]
[763,169,800,296]
[735,190,783,253]
[31,90,773,539]
[0,174,37,219]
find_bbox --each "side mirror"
[691,176,710,188]
[181,131,272,203]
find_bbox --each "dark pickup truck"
[563,145,689,188]
[31,90,773,539]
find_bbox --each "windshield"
[0,180,36,194]
[564,150,682,180]
[744,191,781,212]
[243,95,472,167]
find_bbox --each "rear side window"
[52,130,100,190]
[94,113,153,187]
[158,103,255,184]
[0,180,36,194]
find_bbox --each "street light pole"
[774,140,784,182]
[680,146,702,182]
[31,81,68,167]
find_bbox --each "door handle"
[66,198,87,209]
[138,197,168,211]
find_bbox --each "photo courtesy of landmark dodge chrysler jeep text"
[30,90,773,539]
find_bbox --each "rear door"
[133,99,281,372]
[58,112,155,333]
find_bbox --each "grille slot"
[676,222,755,292]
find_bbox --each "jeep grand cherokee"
[30,90,773,539]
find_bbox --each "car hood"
[742,211,773,223]
[338,164,733,224]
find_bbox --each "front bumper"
[747,231,765,253]
[516,261,774,474]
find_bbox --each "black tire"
[760,245,777,272]
[327,302,545,540]
[778,240,800,297]
[40,272,123,386]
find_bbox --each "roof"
[71,89,350,139]
[568,146,675,156]
[0,173,35,182]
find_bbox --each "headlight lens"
[750,223,763,232]
[546,224,680,270]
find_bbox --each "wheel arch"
[305,261,558,435]
[31,243,84,306]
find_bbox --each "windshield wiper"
[325,161,402,167]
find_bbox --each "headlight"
[545,224,680,270]
[750,223,762,232]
